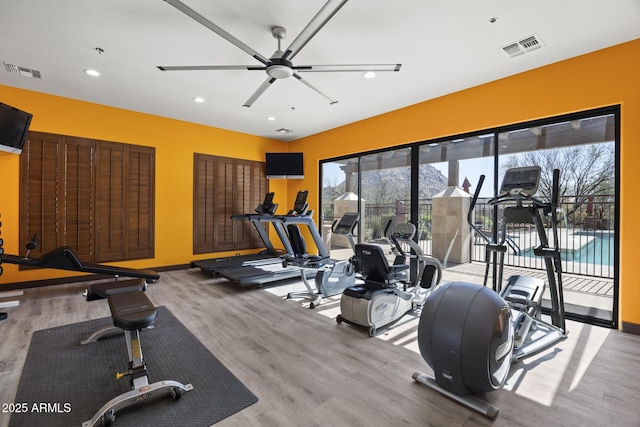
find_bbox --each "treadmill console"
[500,166,542,196]
[290,190,309,215]
[256,192,277,215]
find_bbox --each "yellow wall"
[0,85,287,283]
[289,38,640,327]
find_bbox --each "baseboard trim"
[621,322,640,335]
[0,264,191,291]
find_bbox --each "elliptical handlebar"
[470,175,485,211]
[552,168,560,208]
[468,175,491,244]
[383,218,393,239]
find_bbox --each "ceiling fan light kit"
[158,0,401,107]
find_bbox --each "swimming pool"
[521,232,614,266]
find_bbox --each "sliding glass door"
[319,106,618,328]
[496,113,617,325]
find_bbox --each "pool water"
[521,233,614,266]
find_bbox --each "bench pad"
[86,278,147,301]
[108,291,157,330]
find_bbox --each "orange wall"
[1,39,639,328]
[0,85,287,283]
[289,38,640,327]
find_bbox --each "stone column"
[431,186,472,265]
[333,192,363,248]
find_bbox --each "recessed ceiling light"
[193,97,205,103]
[266,116,276,121]
[84,69,101,77]
[363,71,376,79]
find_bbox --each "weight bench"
[81,278,148,344]
[82,290,193,427]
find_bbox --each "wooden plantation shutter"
[20,133,62,258]
[20,131,154,263]
[235,159,267,249]
[125,146,155,260]
[193,154,216,254]
[193,154,266,254]
[61,137,95,258]
[214,156,236,252]
[20,133,95,261]
[95,141,125,262]
[95,142,155,262]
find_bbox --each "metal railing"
[349,195,615,278]
[469,195,614,278]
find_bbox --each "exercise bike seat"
[108,291,157,331]
[355,244,409,284]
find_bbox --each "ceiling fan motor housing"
[267,57,294,79]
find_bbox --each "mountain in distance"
[323,164,448,204]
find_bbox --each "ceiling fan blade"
[157,65,266,71]
[163,0,270,65]
[293,73,338,105]
[282,0,349,61]
[294,64,402,73]
[243,77,277,107]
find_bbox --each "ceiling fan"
[158,0,402,107]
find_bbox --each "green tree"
[501,142,614,221]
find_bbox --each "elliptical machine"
[413,166,568,418]
[336,221,442,336]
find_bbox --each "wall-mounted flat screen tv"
[265,152,304,179]
[0,102,32,155]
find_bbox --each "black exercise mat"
[9,306,258,426]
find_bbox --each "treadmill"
[217,190,319,287]
[191,192,292,276]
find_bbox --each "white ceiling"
[1,0,639,141]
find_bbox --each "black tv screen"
[265,152,304,179]
[0,102,32,155]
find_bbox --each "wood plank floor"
[1,268,639,427]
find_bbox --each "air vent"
[501,34,544,58]
[502,43,524,58]
[519,35,542,52]
[3,62,43,79]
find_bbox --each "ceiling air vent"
[502,43,524,58]
[519,35,542,52]
[3,62,43,79]
[501,34,544,58]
